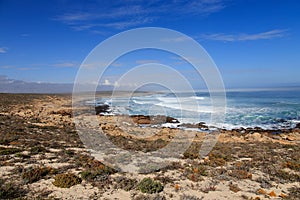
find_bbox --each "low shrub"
[282,161,300,171]
[0,147,22,155]
[30,146,47,155]
[81,165,116,181]
[229,182,241,193]
[229,169,252,179]
[287,187,300,199]
[15,152,30,159]
[0,179,26,199]
[184,163,207,182]
[180,195,202,200]
[273,170,300,183]
[114,176,137,191]
[53,173,82,188]
[137,178,163,194]
[21,166,50,184]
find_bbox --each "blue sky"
[0,0,300,90]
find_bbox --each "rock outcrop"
[95,104,110,115]
[130,115,179,125]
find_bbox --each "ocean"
[94,89,300,130]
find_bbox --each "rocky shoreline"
[95,104,300,133]
[0,93,299,199]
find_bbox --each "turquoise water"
[96,89,300,130]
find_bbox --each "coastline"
[0,93,299,199]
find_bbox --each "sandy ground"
[0,93,299,199]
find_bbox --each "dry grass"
[137,178,164,194]
[53,173,82,188]
[21,166,53,184]
[0,178,26,199]
[0,94,299,199]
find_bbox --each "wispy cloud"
[1,65,38,71]
[223,68,272,74]
[0,47,7,53]
[110,62,122,67]
[54,0,226,31]
[52,62,77,68]
[136,59,160,64]
[17,67,38,71]
[0,65,14,69]
[21,33,30,37]
[170,56,206,65]
[201,29,288,41]
[161,36,192,43]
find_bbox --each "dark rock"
[50,109,72,117]
[165,116,179,123]
[296,123,300,129]
[270,130,282,135]
[95,104,110,115]
[179,122,208,129]
[253,127,263,131]
[130,115,179,125]
[131,115,151,124]
[276,118,287,123]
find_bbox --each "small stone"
[279,193,287,198]
[287,136,296,141]
[257,188,267,195]
[269,190,276,197]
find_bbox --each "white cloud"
[114,81,120,87]
[81,61,119,69]
[110,62,122,67]
[54,0,226,31]
[53,62,77,68]
[136,60,160,64]
[69,18,152,30]
[0,47,7,53]
[201,29,287,41]
[55,12,93,22]
[17,67,38,71]
[170,56,206,65]
[160,36,192,43]
[100,18,152,30]
[0,65,14,69]
[21,33,30,37]
[102,79,111,86]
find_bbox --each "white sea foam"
[92,90,300,130]
[190,96,205,100]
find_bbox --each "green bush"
[15,153,30,159]
[137,178,163,194]
[21,166,50,184]
[0,147,22,155]
[53,173,82,188]
[81,165,116,181]
[0,179,26,198]
[30,146,47,154]
[114,176,137,191]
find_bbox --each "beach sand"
[0,93,299,199]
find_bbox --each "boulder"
[165,116,180,123]
[245,132,262,141]
[179,122,208,129]
[50,109,72,117]
[131,115,151,124]
[138,118,151,124]
[95,104,110,115]
[130,115,179,125]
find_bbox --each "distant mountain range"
[0,75,114,93]
[1,75,299,94]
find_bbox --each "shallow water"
[94,89,300,130]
